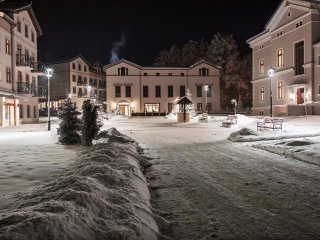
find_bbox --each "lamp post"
[268,67,275,117]
[86,85,92,99]
[46,68,53,131]
[204,85,208,113]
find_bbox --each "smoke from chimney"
[109,32,127,63]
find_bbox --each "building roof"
[103,59,142,70]
[46,54,91,66]
[0,0,43,36]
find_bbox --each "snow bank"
[0,130,160,240]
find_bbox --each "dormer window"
[199,67,209,76]
[118,67,128,75]
[277,31,283,37]
[296,21,303,28]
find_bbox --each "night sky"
[32,0,282,66]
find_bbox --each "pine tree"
[57,99,81,145]
[185,87,196,116]
[81,100,101,146]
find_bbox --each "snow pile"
[95,127,135,144]
[164,112,177,120]
[254,137,320,166]
[0,135,160,240]
[228,128,259,142]
[230,114,257,129]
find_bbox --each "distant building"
[247,0,320,116]
[40,55,106,111]
[0,1,46,127]
[103,59,220,116]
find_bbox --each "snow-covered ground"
[1,114,320,239]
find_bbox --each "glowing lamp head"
[268,67,275,78]
[87,85,92,91]
[46,68,53,78]
[68,93,72,99]
[204,85,209,91]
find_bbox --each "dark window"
[197,103,202,111]
[144,73,148,76]
[207,86,212,97]
[115,86,121,98]
[180,85,185,97]
[31,31,35,43]
[6,67,11,83]
[72,75,76,82]
[34,106,37,118]
[120,67,128,75]
[78,64,81,71]
[180,73,185,76]
[27,105,30,118]
[84,66,87,72]
[125,86,131,98]
[17,21,21,32]
[200,68,209,76]
[155,85,161,97]
[156,73,160,76]
[73,87,76,94]
[168,85,173,98]
[5,39,10,54]
[143,86,148,98]
[72,63,75,69]
[18,71,22,83]
[197,86,202,97]
[168,73,172,76]
[17,44,22,56]
[19,104,23,118]
[25,24,28,38]
[295,41,304,75]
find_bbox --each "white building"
[41,55,106,111]
[104,59,220,116]
[0,1,45,127]
[247,0,320,116]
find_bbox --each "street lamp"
[268,67,275,117]
[46,67,53,131]
[204,85,208,113]
[86,85,92,99]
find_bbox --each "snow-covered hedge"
[0,130,159,240]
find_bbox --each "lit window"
[277,82,284,99]
[260,87,265,102]
[277,49,284,67]
[259,60,265,75]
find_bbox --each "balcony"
[31,61,47,76]
[77,81,87,86]
[16,54,35,69]
[17,82,47,98]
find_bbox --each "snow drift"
[0,129,159,240]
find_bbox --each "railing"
[17,82,47,97]
[77,81,87,86]
[16,54,35,68]
[31,61,46,75]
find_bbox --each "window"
[155,86,161,97]
[84,66,87,72]
[125,86,131,98]
[145,103,160,113]
[207,86,212,97]
[295,41,304,75]
[156,73,160,76]
[258,110,264,116]
[297,88,305,104]
[27,105,30,118]
[19,104,23,118]
[259,60,265,75]
[277,49,284,66]
[144,73,148,76]
[180,73,185,76]
[72,75,76,82]
[168,85,173,98]
[17,20,21,32]
[6,67,11,83]
[197,86,202,97]
[5,39,10,54]
[115,86,121,98]
[180,85,185,97]
[119,67,128,76]
[277,82,284,99]
[31,31,35,43]
[143,86,148,98]
[277,31,283,37]
[287,11,291,17]
[32,77,35,85]
[168,73,172,76]
[17,44,22,56]
[199,68,209,76]
[33,106,37,118]
[78,64,81,71]
[207,103,212,113]
[197,103,202,111]
[72,63,75,69]
[25,24,29,38]
[260,87,265,102]
[84,77,87,84]
[25,74,29,83]
[296,21,303,28]
[73,87,76,94]
[259,45,264,50]
[18,71,22,83]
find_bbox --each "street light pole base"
[48,120,51,131]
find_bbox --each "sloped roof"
[46,54,91,66]
[0,0,42,36]
[103,59,142,70]
[188,59,219,70]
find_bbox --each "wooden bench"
[257,118,283,131]
[222,115,237,128]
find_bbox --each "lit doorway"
[296,88,304,104]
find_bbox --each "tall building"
[0,1,46,127]
[247,0,320,116]
[104,59,220,116]
[41,55,106,111]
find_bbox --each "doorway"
[296,88,304,104]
